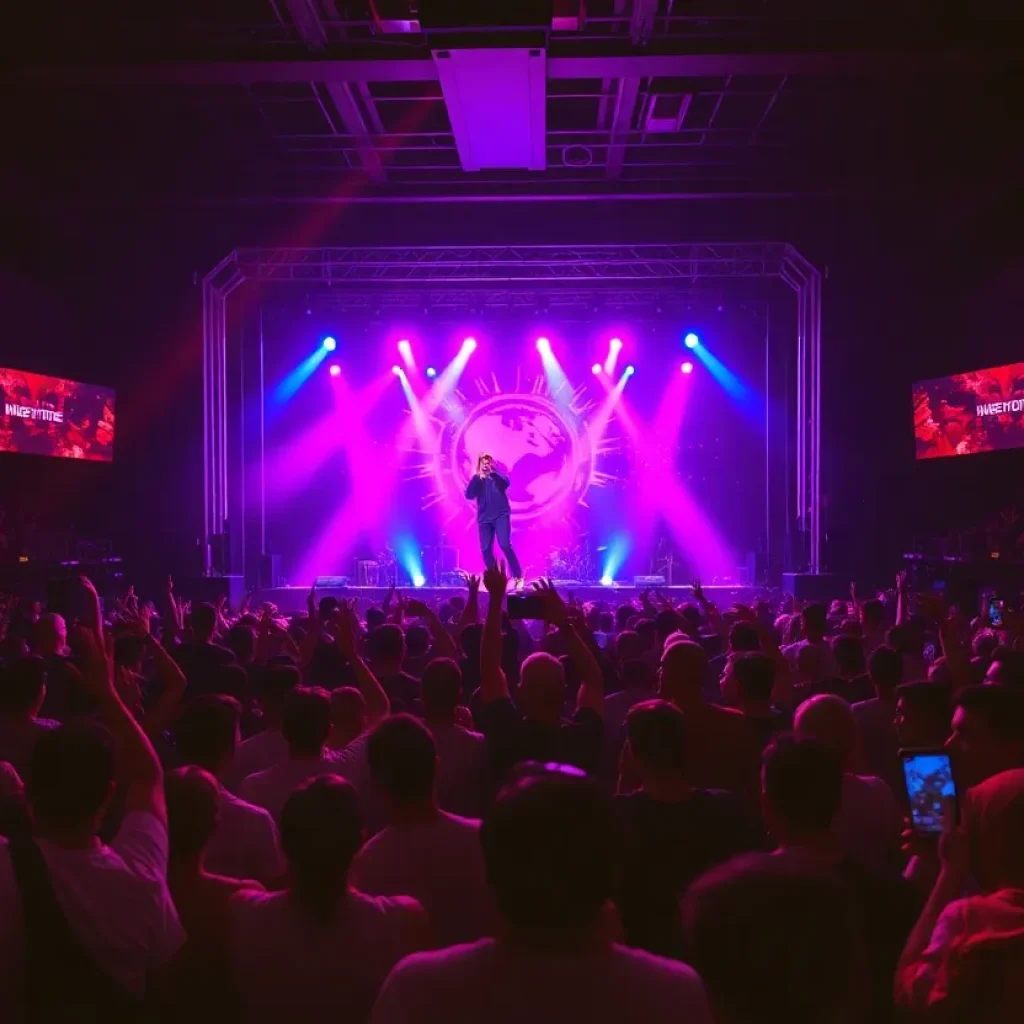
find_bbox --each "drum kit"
[546,534,602,585]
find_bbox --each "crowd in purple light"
[1,567,1024,1023]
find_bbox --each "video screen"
[0,367,115,462]
[914,361,1024,459]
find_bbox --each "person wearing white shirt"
[174,694,284,885]
[420,658,489,817]
[226,664,300,790]
[239,686,346,823]
[371,768,712,1024]
[0,595,184,1018]
[230,775,429,1024]
[352,715,496,946]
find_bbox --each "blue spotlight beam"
[601,533,631,583]
[537,339,573,407]
[273,346,328,403]
[692,344,753,405]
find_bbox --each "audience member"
[239,686,344,822]
[684,852,860,1024]
[795,694,903,869]
[228,664,300,787]
[352,715,495,945]
[824,633,873,704]
[0,612,184,1015]
[0,655,59,782]
[230,776,429,1024]
[762,736,918,1021]
[986,648,1024,688]
[894,680,953,750]
[477,566,605,780]
[707,620,761,703]
[860,596,888,657]
[657,640,760,798]
[29,612,85,720]
[173,602,237,698]
[852,644,904,792]
[367,624,419,711]
[783,603,839,678]
[420,658,489,817]
[372,769,713,1024]
[727,652,791,750]
[947,685,1024,787]
[174,695,284,885]
[896,768,1024,1022]
[615,700,761,957]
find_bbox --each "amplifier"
[633,575,666,586]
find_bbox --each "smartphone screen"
[990,599,1005,628]
[901,749,956,835]
[506,594,547,620]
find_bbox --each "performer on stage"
[464,453,524,591]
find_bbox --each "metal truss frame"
[203,242,823,576]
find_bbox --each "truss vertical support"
[202,254,238,575]
[781,247,824,574]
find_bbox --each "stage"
[253,584,765,615]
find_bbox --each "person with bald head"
[477,564,605,782]
[656,640,760,800]
[795,694,902,870]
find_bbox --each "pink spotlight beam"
[397,338,415,370]
[604,337,623,375]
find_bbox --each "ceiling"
[1,1,1022,205]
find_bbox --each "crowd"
[1,565,1023,1023]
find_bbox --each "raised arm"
[480,562,510,704]
[406,598,459,661]
[490,469,510,490]
[535,579,604,717]
[74,614,166,822]
[896,570,910,626]
[456,573,481,633]
[140,632,189,739]
[334,602,390,727]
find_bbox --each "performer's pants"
[479,516,522,578]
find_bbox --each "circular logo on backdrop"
[450,393,590,521]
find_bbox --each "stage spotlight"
[684,333,700,349]
[391,365,402,376]
[329,363,341,377]
[592,363,602,375]
[624,364,635,377]
[536,336,551,354]
[397,338,413,365]
[462,336,477,352]
[322,336,337,351]
[600,575,613,587]
[610,337,622,351]
[412,573,426,588]
[681,361,694,375]
[426,366,437,378]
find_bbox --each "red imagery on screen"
[0,367,116,462]
[914,361,1024,460]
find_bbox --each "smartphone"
[989,599,1005,629]
[900,748,957,835]
[507,594,547,620]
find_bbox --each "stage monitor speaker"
[259,554,281,590]
[182,576,247,609]
[781,573,845,603]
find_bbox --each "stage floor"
[254,583,763,615]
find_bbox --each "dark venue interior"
[1,4,1024,1023]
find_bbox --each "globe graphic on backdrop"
[450,394,589,520]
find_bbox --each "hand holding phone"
[989,599,1005,629]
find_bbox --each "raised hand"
[483,560,508,598]
[532,578,569,627]
[692,579,706,604]
[406,597,430,618]
[896,570,909,593]
[333,601,359,659]
[307,581,317,620]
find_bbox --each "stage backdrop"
[257,310,768,585]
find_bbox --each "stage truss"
[203,242,823,577]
